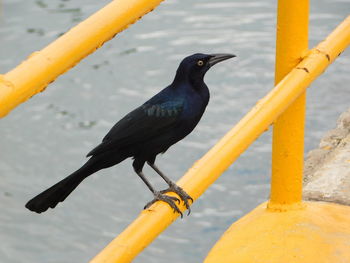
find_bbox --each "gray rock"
[304,108,350,206]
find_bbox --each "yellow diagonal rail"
[0,0,164,117]
[91,16,350,263]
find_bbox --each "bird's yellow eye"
[197,60,204,66]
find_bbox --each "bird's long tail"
[25,160,98,213]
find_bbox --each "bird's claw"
[160,183,193,216]
[144,192,183,218]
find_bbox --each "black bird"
[25,53,235,216]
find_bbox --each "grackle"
[25,53,235,217]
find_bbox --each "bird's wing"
[86,99,184,157]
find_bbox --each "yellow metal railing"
[0,0,164,117]
[269,0,309,210]
[91,14,350,263]
[1,0,350,262]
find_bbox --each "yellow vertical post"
[268,0,309,209]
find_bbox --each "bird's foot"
[144,191,183,218]
[161,183,193,216]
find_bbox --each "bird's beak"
[208,53,236,67]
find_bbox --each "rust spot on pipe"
[297,67,309,73]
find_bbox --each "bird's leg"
[147,162,193,215]
[133,161,183,217]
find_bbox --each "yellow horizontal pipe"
[0,0,164,117]
[91,16,350,263]
[270,0,309,208]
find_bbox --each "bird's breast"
[174,94,208,136]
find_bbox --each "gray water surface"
[1,0,349,262]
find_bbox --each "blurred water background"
[0,0,349,262]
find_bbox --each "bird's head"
[173,53,236,85]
